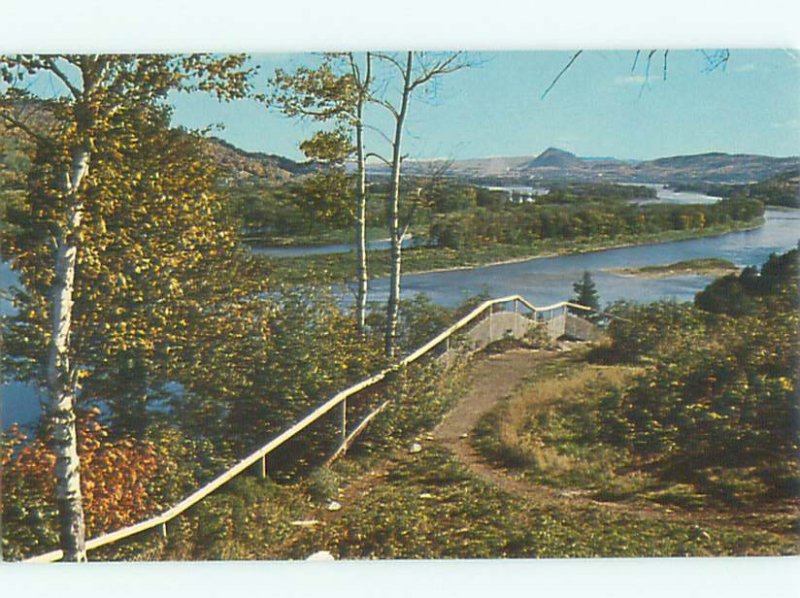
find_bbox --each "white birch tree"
[0,54,252,561]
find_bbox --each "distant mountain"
[521,147,583,169]
[396,148,800,185]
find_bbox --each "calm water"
[2,197,797,429]
[366,208,799,308]
[631,184,722,206]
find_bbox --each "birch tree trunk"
[353,52,371,337]
[384,53,413,359]
[46,145,91,562]
[354,115,368,337]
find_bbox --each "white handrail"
[22,294,593,563]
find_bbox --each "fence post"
[340,397,347,449]
[160,522,168,541]
[260,454,267,479]
[488,304,494,341]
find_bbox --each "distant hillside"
[395,148,800,185]
[520,147,583,169]
[0,103,310,183]
[203,137,311,181]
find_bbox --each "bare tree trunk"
[353,53,371,338]
[355,117,368,337]
[46,145,90,562]
[385,53,413,359]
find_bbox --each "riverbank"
[606,258,741,279]
[244,225,425,249]
[262,217,765,285]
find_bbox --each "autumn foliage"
[2,409,163,558]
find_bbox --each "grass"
[609,257,740,278]
[472,352,644,492]
[263,217,765,285]
[468,350,799,548]
[275,446,796,559]
[90,344,797,561]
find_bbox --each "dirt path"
[268,347,798,558]
[430,350,798,528]
[431,348,554,497]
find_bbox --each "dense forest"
[671,169,800,208]
[430,198,764,250]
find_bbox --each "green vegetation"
[538,182,657,203]
[476,249,799,515]
[430,198,764,250]
[265,215,764,285]
[572,271,600,310]
[275,446,794,559]
[1,290,469,559]
[672,169,800,208]
[610,257,739,278]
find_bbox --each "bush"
[307,467,341,504]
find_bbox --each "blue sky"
[169,50,800,162]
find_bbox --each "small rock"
[307,550,335,561]
[459,432,469,439]
[408,442,422,454]
[419,493,435,499]
[327,500,342,512]
[290,519,322,527]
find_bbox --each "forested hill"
[672,168,800,208]
[204,137,313,181]
[0,108,310,183]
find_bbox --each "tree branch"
[541,50,583,99]
[43,56,83,99]
[0,110,51,145]
[365,152,391,167]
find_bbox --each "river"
[366,208,799,308]
[2,189,798,430]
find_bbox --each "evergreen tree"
[573,271,600,311]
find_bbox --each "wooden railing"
[23,295,596,563]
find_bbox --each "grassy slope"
[275,446,795,559]
[266,349,797,559]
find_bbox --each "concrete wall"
[436,308,600,367]
[564,314,604,341]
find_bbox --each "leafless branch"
[631,50,641,73]
[541,50,583,99]
[43,56,83,99]
[363,123,395,147]
[408,52,467,93]
[0,110,51,144]
[365,152,392,167]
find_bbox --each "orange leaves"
[2,411,164,538]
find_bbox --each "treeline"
[596,247,799,502]
[430,198,765,250]
[538,182,657,203]
[224,178,669,244]
[671,169,800,208]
